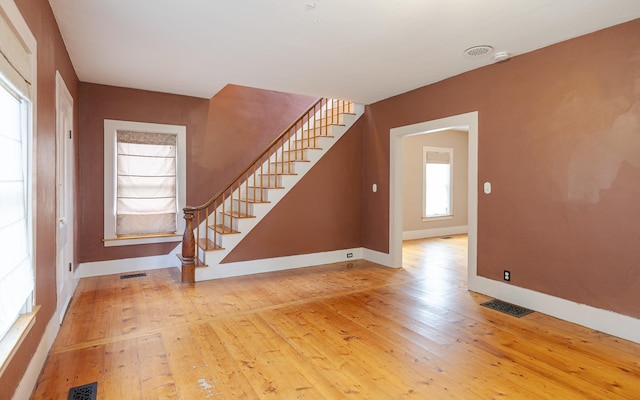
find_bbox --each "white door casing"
[389,112,479,285]
[55,71,74,323]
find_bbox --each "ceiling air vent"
[464,45,493,58]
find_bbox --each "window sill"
[0,305,39,378]
[422,215,453,222]
[103,233,182,247]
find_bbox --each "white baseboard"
[469,275,640,344]
[12,306,62,400]
[362,247,393,267]
[402,225,468,240]
[75,254,180,279]
[196,248,363,281]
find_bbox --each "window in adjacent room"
[103,120,186,247]
[423,146,453,219]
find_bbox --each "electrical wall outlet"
[347,253,353,258]
[504,270,511,281]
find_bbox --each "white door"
[56,71,74,323]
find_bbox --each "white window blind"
[0,2,33,341]
[0,6,32,98]
[116,130,177,236]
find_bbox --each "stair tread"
[223,211,256,218]
[210,224,240,234]
[237,198,270,204]
[246,185,284,189]
[259,172,297,176]
[197,238,224,251]
[295,135,335,139]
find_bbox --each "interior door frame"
[55,71,75,323]
[389,111,478,289]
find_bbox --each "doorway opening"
[389,112,478,289]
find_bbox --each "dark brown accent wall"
[224,117,364,262]
[361,19,640,318]
[77,83,315,264]
[2,1,80,398]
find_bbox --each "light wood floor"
[32,235,640,399]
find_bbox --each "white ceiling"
[48,0,640,104]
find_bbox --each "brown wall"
[2,0,80,398]
[361,19,640,318]
[191,84,316,206]
[77,83,315,263]
[224,117,365,262]
[78,83,209,263]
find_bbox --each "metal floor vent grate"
[68,382,97,400]
[120,272,147,279]
[480,299,534,318]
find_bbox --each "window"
[0,0,36,370]
[423,146,453,219]
[104,120,186,247]
[0,82,32,341]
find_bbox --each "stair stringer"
[194,103,364,281]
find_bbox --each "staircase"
[179,98,364,283]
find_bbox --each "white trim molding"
[389,111,478,272]
[75,254,180,279]
[196,248,364,281]
[11,307,60,400]
[103,119,186,247]
[403,225,468,241]
[469,276,640,344]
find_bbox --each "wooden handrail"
[180,98,352,282]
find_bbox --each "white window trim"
[422,146,454,220]
[0,0,38,378]
[103,119,186,247]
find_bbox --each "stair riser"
[292,135,334,149]
[281,149,309,161]
[258,174,283,187]
[220,213,239,232]
[268,162,296,174]
[231,199,254,216]
[322,103,355,115]
[241,187,269,202]
[292,138,320,148]
[301,126,333,139]
[316,113,346,125]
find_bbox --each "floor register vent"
[68,382,97,400]
[120,272,147,279]
[480,299,534,318]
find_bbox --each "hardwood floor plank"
[31,236,640,399]
[262,305,406,398]
[190,322,260,398]
[101,337,142,400]
[161,324,221,399]
[138,333,178,399]
[319,292,557,399]
[212,313,345,398]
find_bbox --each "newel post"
[181,209,196,283]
